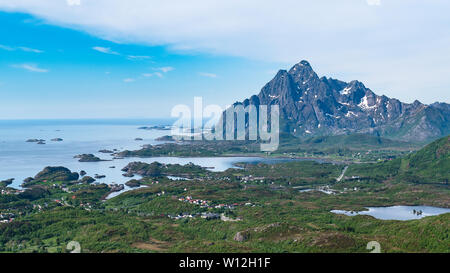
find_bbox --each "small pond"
[331,206,450,221]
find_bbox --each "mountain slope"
[399,135,450,183]
[236,60,450,142]
[347,135,450,184]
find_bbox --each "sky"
[0,0,449,119]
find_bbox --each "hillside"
[399,135,450,183]
[347,135,450,184]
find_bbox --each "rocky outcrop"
[26,139,45,143]
[121,162,162,177]
[138,126,171,131]
[80,176,96,184]
[98,149,114,154]
[125,179,141,188]
[74,154,105,162]
[155,135,175,141]
[0,178,14,188]
[33,167,79,182]
[233,231,248,242]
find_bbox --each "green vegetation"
[0,135,449,253]
[400,136,450,183]
[347,135,450,185]
[122,161,209,178]
[118,133,420,162]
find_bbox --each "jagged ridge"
[238,60,450,142]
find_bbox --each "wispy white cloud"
[127,55,151,61]
[198,72,217,78]
[18,46,44,53]
[92,46,120,55]
[0,44,43,53]
[123,78,135,83]
[156,66,174,73]
[93,47,152,62]
[142,66,174,79]
[13,63,49,73]
[142,72,163,78]
[0,44,14,51]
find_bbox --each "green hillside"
[347,135,450,184]
[398,135,450,184]
[301,134,413,149]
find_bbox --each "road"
[336,166,349,182]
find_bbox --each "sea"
[0,119,290,189]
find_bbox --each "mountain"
[236,60,450,142]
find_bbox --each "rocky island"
[138,125,171,130]
[74,154,108,162]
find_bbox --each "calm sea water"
[0,119,284,188]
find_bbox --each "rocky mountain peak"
[236,60,450,142]
[288,60,319,84]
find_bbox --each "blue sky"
[0,0,449,119]
[0,12,282,119]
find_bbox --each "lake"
[331,206,450,221]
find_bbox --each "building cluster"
[237,175,266,183]
[1,188,23,195]
[0,213,15,223]
[178,195,254,210]
[168,212,222,220]
[178,196,210,207]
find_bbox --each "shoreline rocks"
[26,139,45,143]
[109,184,125,192]
[80,176,96,184]
[125,179,141,188]
[155,135,175,141]
[23,166,79,187]
[0,178,14,187]
[99,149,114,154]
[138,125,171,131]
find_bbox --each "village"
[166,194,253,221]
